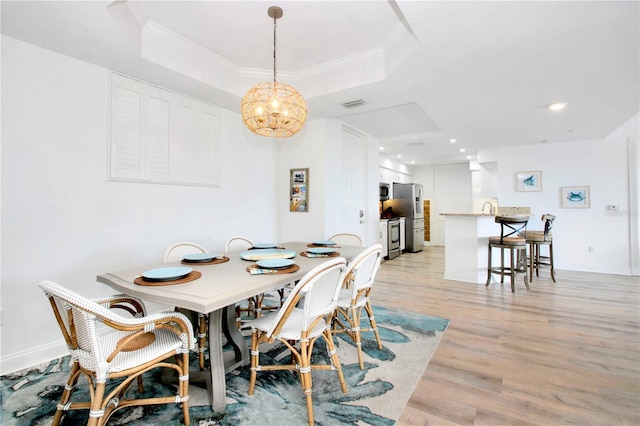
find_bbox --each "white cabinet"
[399,217,406,251]
[379,220,388,258]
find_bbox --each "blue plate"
[308,247,336,254]
[252,243,278,249]
[142,266,192,282]
[313,240,336,246]
[183,253,218,262]
[240,249,296,261]
[257,258,295,269]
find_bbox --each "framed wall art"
[516,171,541,192]
[561,186,590,208]
[290,168,309,212]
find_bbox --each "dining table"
[96,241,366,412]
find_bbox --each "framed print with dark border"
[516,171,542,192]
[290,168,309,212]
[561,186,590,208]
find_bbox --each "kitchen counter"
[440,208,531,283]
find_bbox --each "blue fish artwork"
[523,175,536,187]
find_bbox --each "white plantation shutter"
[110,73,220,187]
[110,77,142,180]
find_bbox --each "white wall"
[414,163,472,246]
[276,119,380,246]
[391,114,639,274]
[0,36,279,373]
[481,113,639,275]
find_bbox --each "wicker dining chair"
[225,236,284,327]
[247,258,349,426]
[39,280,195,426]
[327,233,364,247]
[332,243,384,369]
[164,241,209,370]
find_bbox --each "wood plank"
[373,247,640,425]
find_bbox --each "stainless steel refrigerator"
[392,183,424,252]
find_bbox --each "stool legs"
[528,241,555,283]
[487,243,529,292]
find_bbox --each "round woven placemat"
[246,264,300,274]
[134,270,202,286]
[300,251,341,258]
[118,332,156,352]
[181,256,229,265]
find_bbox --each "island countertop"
[440,208,531,284]
[440,213,496,216]
[441,207,531,217]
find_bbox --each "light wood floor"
[373,246,640,426]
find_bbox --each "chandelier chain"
[273,13,277,84]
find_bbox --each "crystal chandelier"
[241,6,307,138]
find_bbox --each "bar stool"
[523,214,556,282]
[486,215,529,292]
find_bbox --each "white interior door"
[340,127,367,239]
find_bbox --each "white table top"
[97,241,364,313]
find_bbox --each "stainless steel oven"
[387,218,401,259]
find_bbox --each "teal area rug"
[1,306,449,425]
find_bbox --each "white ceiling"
[2,0,638,166]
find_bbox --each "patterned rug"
[1,306,448,426]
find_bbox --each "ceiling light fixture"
[449,138,456,143]
[548,102,568,111]
[241,6,307,138]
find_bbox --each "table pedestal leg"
[208,305,250,412]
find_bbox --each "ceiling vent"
[342,99,365,108]
[406,141,424,146]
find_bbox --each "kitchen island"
[441,209,531,284]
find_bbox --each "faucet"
[482,201,494,215]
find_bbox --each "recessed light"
[466,156,472,160]
[549,102,567,111]
[449,138,456,143]
[410,160,415,164]
[397,154,402,158]
[379,146,384,151]
[459,148,466,153]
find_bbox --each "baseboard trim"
[1,340,67,375]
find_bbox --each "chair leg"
[88,381,106,426]
[323,329,348,393]
[179,352,191,426]
[500,248,506,284]
[52,362,82,426]
[248,331,259,395]
[298,338,315,426]
[509,248,516,292]
[198,313,208,370]
[350,305,365,370]
[521,248,530,290]
[365,301,383,350]
[549,242,556,282]
[486,243,493,286]
[528,242,534,283]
